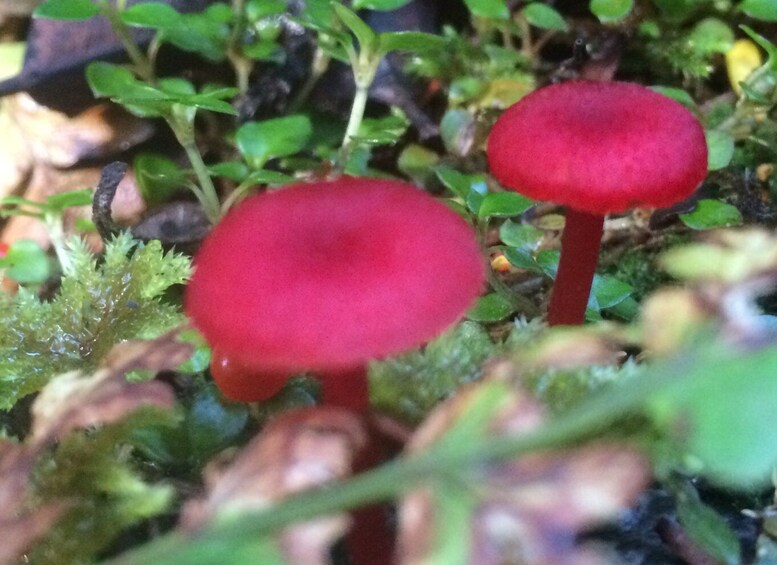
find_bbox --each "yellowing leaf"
[726,39,763,95]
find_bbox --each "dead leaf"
[0,441,66,565]
[180,407,369,564]
[2,94,153,169]
[526,328,628,370]
[0,0,40,18]
[0,93,148,263]
[31,330,189,444]
[397,383,650,565]
[102,329,194,374]
[640,288,709,356]
[0,441,65,564]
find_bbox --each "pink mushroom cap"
[487,80,708,214]
[185,177,485,376]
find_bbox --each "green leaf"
[2,240,51,284]
[236,115,312,169]
[674,480,741,565]
[155,7,231,63]
[352,0,413,10]
[679,199,743,230]
[650,344,777,486]
[208,161,250,182]
[740,0,777,22]
[503,247,543,272]
[134,153,188,205]
[352,113,409,145]
[435,167,488,202]
[705,130,735,171]
[652,0,701,20]
[522,3,568,31]
[591,275,633,310]
[159,78,196,98]
[589,0,633,22]
[177,94,237,115]
[332,2,378,52]
[478,192,533,218]
[467,293,516,322]
[86,62,139,98]
[34,0,100,20]
[121,2,182,29]
[133,384,249,467]
[689,18,734,55]
[378,31,447,54]
[462,0,509,20]
[398,144,440,182]
[46,189,94,213]
[242,170,294,185]
[499,221,543,249]
[242,40,285,63]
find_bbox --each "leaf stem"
[45,213,73,276]
[180,138,222,225]
[98,0,155,83]
[227,0,253,95]
[337,48,381,171]
[169,113,222,224]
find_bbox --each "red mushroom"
[487,80,708,325]
[185,177,485,409]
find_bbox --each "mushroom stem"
[320,366,370,410]
[547,208,604,326]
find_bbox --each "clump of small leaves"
[0,233,190,410]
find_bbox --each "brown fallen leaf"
[31,330,189,444]
[0,439,66,565]
[397,382,650,565]
[0,93,148,267]
[1,93,153,175]
[522,327,629,371]
[180,407,369,564]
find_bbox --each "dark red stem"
[547,208,605,326]
[319,365,370,411]
[320,367,394,565]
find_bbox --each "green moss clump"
[0,233,191,410]
[370,322,496,423]
[29,409,178,565]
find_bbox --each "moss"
[0,233,191,410]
